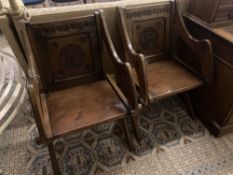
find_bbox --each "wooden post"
[9,0,29,20]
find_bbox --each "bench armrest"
[117,7,149,106]
[27,70,52,139]
[97,10,139,112]
[175,0,213,82]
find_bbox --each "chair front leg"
[48,141,61,175]
[182,92,196,119]
[130,111,143,144]
[122,117,134,151]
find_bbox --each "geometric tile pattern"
[100,134,233,175]
[1,36,233,175]
[24,96,215,175]
[1,92,233,175]
[0,88,211,175]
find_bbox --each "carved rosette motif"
[139,26,159,50]
[59,44,85,69]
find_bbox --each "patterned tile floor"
[1,35,233,175]
[1,95,233,175]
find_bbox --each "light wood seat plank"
[146,59,203,102]
[46,80,127,138]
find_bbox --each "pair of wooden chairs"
[20,1,212,174]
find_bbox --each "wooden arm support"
[27,71,52,139]
[97,10,139,112]
[117,7,149,106]
[106,74,129,111]
[175,0,213,82]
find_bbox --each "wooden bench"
[98,10,142,142]
[20,12,136,174]
[105,1,213,141]
[7,0,214,172]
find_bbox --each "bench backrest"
[119,1,213,83]
[121,2,173,63]
[25,14,103,91]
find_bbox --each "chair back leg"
[48,141,61,175]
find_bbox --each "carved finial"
[9,0,29,20]
[0,1,10,15]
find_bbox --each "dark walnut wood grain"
[98,10,142,141]
[121,3,172,63]
[117,1,212,108]
[144,59,203,102]
[182,14,233,136]
[188,0,233,26]
[46,80,127,138]
[26,16,103,91]
[22,13,136,175]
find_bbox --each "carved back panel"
[26,15,103,91]
[123,2,172,62]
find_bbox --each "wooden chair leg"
[143,105,153,119]
[28,91,47,146]
[122,117,134,151]
[130,113,143,144]
[48,141,61,175]
[183,92,196,119]
[35,136,46,145]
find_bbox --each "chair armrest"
[27,71,52,139]
[117,7,149,106]
[106,74,129,110]
[97,10,139,112]
[175,0,213,82]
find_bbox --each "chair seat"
[146,59,203,102]
[46,80,127,138]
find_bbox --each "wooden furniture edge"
[97,9,139,112]
[117,6,149,106]
[175,0,214,83]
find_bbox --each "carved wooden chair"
[20,12,135,174]
[98,10,142,143]
[116,1,213,139]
